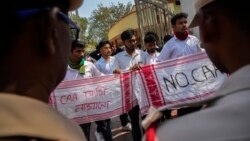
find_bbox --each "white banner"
[50,72,138,124]
[138,52,227,115]
[50,52,227,124]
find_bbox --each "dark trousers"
[177,106,202,117]
[161,109,172,120]
[128,105,142,141]
[80,123,91,141]
[96,119,113,141]
[119,113,129,126]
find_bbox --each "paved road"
[88,110,177,141]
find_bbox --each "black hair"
[96,40,112,52]
[144,32,159,43]
[163,35,173,43]
[71,40,85,51]
[201,0,250,34]
[121,29,136,41]
[171,12,188,26]
[6,0,70,12]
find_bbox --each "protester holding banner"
[114,29,145,141]
[151,0,250,140]
[94,40,117,141]
[157,12,204,117]
[96,40,132,133]
[64,40,105,141]
[142,31,174,122]
[0,0,86,140]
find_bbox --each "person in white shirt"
[64,41,102,80]
[95,40,117,74]
[94,40,117,141]
[143,32,173,121]
[114,29,145,141]
[64,40,105,141]
[156,12,204,117]
[143,32,160,65]
[95,40,132,133]
[157,12,203,62]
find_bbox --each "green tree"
[69,13,88,41]
[88,2,132,41]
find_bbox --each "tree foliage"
[69,13,88,41]
[88,2,132,41]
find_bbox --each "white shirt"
[114,49,145,71]
[95,56,118,74]
[144,51,160,65]
[157,35,204,61]
[64,60,103,80]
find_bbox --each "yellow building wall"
[168,2,181,14]
[108,1,181,43]
[108,11,138,40]
[174,5,181,13]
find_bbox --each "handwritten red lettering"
[82,87,108,97]
[96,86,108,96]
[75,101,111,112]
[60,93,78,104]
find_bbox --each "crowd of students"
[1,0,249,141]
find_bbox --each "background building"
[108,0,181,49]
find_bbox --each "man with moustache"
[114,29,145,141]
[64,40,103,141]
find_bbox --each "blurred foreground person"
[0,0,86,140]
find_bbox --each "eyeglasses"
[16,7,80,41]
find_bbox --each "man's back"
[0,94,85,141]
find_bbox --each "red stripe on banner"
[152,65,166,105]
[51,92,58,110]
[141,65,164,107]
[155,52,207,70]
[58,75,117,88]
[120,72,131,113]
[139,70,152,107]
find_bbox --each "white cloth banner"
[50,73,136,124]
[137,52,227,115]
[50,52,227,124]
